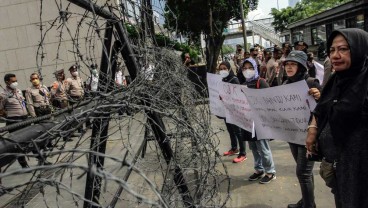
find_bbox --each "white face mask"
[219,70,229,78]
[9,82,18,90]
[243,69,256,79]
[72,71,79,77]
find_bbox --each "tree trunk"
[206,35,225,73]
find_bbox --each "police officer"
[65,65,84,137]
[25,73,51,117]
[0,74,29,168]
[50,69,68,109]
[24,73,53,165]
[65,65,84,103]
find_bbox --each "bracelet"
[307,125,318,130]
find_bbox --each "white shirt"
[115,71,123,85]
[141,64,154,81]
[87,75,99,91]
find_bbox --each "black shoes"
[38,159,52,166]
[287,199,316,208]
[287,199,303,208]
[259,173,276,184]
[248,171,265,181]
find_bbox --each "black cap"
[294,41,308,49]
[53,69,64,75]
[69,65,78,71]
[273,47,282,53]
[282,42,291,48]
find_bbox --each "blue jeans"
[249,139,275,174]
[225,122,246,155]
[289,143,315,208]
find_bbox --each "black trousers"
[6,116,29,168]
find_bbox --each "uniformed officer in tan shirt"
[65,65,84,102]
[50,69,68,109]
[0,73,29,168]
[25,73,51,117]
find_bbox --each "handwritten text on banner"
[206,73,317,145]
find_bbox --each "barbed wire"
[0,0,230,207]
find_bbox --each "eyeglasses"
[329,45,350,55]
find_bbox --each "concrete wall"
[0,0,104,90]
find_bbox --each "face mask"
[243,69,255,79]
[219,70,229,78]
[91,69,97,76]
[72,71,79,77]
[32,79,40,86]
[9,82,18,90]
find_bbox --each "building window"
[357,14,365,29]
[311,28,318,45]
[311,25,326,46]
[291,30,303,44]
[346,17,356,28]
[333,20,345,30]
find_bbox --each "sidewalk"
[212,114,335,208]
[0,113,335,207]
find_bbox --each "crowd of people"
[0,64,127,169]
[215,28,368,208]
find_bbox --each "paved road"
[211,114,335,208]
[0,111,335,208]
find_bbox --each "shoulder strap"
[257,78,265,89]
[228,76,236,83]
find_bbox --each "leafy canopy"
[271,0,351,32]
[164,0,258,38]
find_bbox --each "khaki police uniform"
[0,87,29,168]
[51,80,68,108]
[0,88,28,119]
[25,85,51,117]
[65,77,84,101]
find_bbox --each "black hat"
[53,69,64,75]
[283,50,308,71]
[282,42,291,48]
[294,41,309,49]
[273,47,282,53]
[68,65,78,71]
[219,61,231,70]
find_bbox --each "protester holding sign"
[283,51,321,208]
[306,28,368,208]
[238,58,277,184]
[218,61,247,163]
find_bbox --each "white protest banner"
[206,73,225,117]
[244,80,317,145]
[219,82,253,132]
[314,61,325,84]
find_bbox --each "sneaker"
[259,173,276,184]
[287,199,316,208]
[38,159,52,166]
[248,171,265,181]
[223,149,239,156]
[287,199,303,208]
[233,155,247,163]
